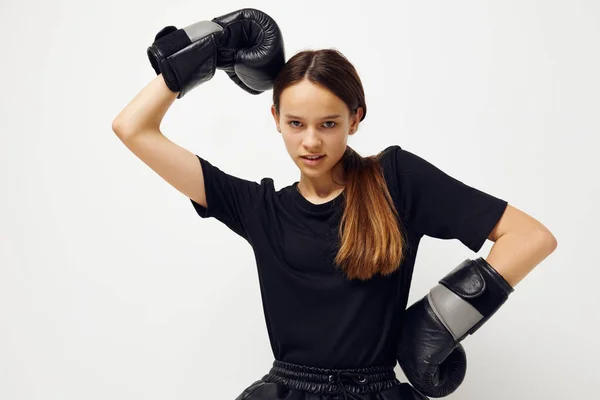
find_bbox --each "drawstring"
[264,359,401,396]
[329,370,369,400]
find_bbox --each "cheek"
[282,133,301,146]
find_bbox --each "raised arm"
[112,74,208,207]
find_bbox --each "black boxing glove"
[398,313,468,398]
[146,8,285,98]
[397,258,514,397]
[147,21,221,98]
[212,8,285,94]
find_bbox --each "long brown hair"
[272,49,407,281]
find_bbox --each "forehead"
[279,80,347,118]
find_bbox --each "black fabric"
[190,144,508,370]
[235,360,429,400]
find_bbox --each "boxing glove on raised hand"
[147,20,223,98]
[397,257,514,398]
[146,8,285,98]
[211,8,285,94]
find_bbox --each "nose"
[302,127,321,148]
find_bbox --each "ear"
[350,106,364,134]
[271,105,281,133]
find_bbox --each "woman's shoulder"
[375,144,404,171]
[376,144,403,161]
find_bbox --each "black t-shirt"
[190,144,508,369]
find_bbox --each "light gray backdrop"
[1,0,597,399]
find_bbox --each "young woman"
[113,8,557,400]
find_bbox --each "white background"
[1,0,598,399]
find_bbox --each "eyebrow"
[283,114,342,120]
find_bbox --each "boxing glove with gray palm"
[146,8,285,98]
[397,258,514,397]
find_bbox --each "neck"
[298,162,346,198]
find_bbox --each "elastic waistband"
[262,359,401,398]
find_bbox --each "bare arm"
[111,74,207,207]
[485,204,557,287]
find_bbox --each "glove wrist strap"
[429,257,514,340]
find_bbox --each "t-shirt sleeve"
[189,155,264,241]
[383,145,508,253]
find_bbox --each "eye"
[287,121,337,129]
